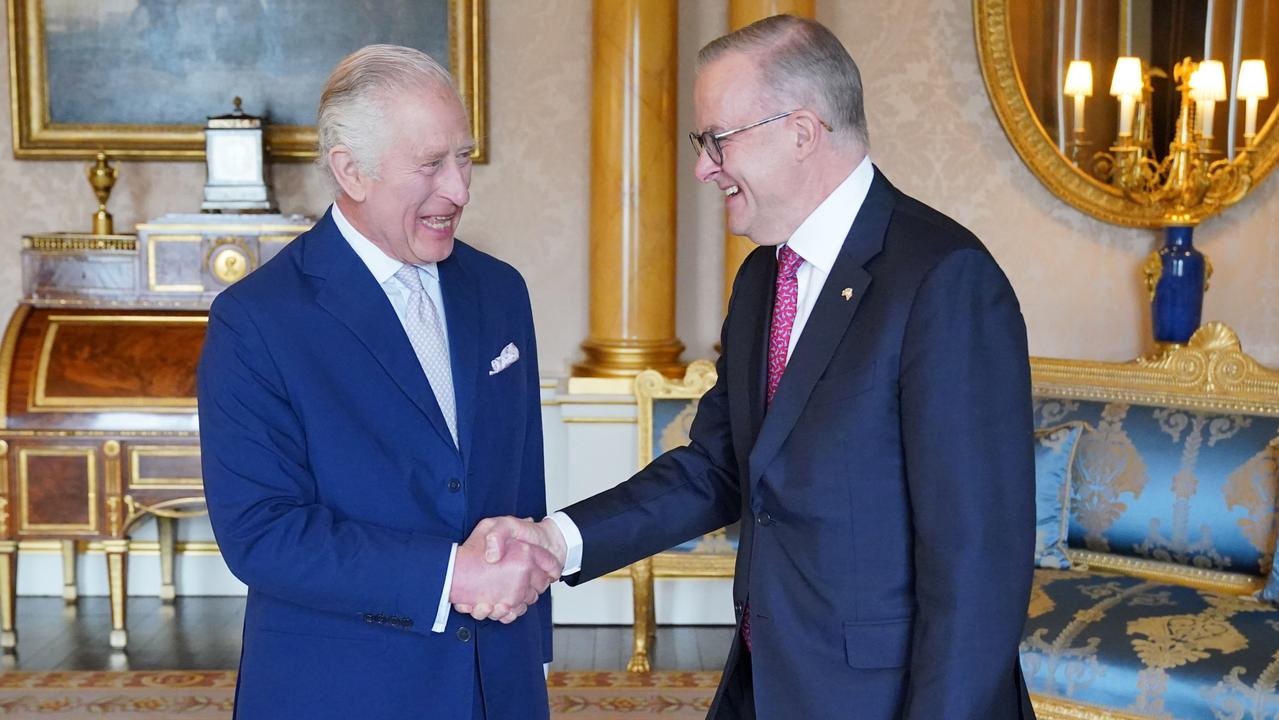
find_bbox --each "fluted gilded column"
[573,0,684,379]
[722,0,816,310]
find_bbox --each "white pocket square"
[488,342,520,375]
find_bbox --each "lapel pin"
[841,288,854,301]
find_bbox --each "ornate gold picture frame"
[7,0,487,162]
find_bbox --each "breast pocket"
[809,360,877,408]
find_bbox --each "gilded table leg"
[0,540,17,651]
[628,557,655,672]
[61,540,78,603]
[103,540,129,650]
[157,518,176,603]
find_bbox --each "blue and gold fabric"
[1035,422,1088,569]
[1023,567,1279,717]
[1032,398,1279,579]
[651,394,740,553]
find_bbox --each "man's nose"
[440,160,471,206]
[693,149,719,183]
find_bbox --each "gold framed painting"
[7,0,487,162]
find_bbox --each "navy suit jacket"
[563,169,1036,719]
[198,210,551,720]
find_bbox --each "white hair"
[316,44,461,195]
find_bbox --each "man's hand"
[449,536,560,624]
[453,516,568,619]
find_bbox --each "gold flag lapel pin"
[841,288,853,301]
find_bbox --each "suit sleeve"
[511,279,554,663]
[198,292,454,635]
[897,248,1035,719]
[561,277,745,583]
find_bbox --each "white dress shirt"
[331,203,457,634]
[550,156,876,576]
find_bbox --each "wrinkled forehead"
[693,52,769,131]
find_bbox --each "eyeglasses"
[688,110,832,165]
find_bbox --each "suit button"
[734,602,743,614]
[757,512,773,526]
[457,627,471,642]
[362,613,375,623]
[448,479,462,493]
[403,618,414,629]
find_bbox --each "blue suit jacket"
[198,210,551,720]
[563,170,1037,719]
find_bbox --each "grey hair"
[698,15,869,149]
[316,44,459,195]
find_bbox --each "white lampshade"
[1191,60,1227,102]
[1110,57,1144,97]
[1238,59,1270,100]
[1064,60,1094,97]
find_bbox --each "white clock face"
[207,133,262,185]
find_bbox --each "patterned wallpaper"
[0,0,1275,374]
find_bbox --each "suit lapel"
[747,168,897,487]
[439,251,479,467]
[304,211,459,454]
[725,248,773,467]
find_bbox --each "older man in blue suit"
[198,45,557,719]
[478,16,1037,720]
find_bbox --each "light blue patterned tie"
[394,265,457,446]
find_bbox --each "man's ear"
[328,145,367,202]
[791,111,823,161]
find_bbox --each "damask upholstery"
[1031,397,1279,578]
[1034,422,1087,570]
[1022,323,1279,720]
[1024,568,1279,719]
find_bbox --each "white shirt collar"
[330,202,440,283]
[781,155,874,272]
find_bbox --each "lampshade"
[1238,59,1270,100]
[1064,60,1093,97]
[1110,57,1144,97]
[1191,60,1227,102]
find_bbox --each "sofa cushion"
[1032,397,1279,578]
[1022,567,1279,717]
[1034,422,1087,569]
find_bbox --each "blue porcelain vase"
[1149,225,1207,345]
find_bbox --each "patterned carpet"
[0,670,720,719]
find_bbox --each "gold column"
[0,540,15,651]
[573,0,685,380]
[721,0,817,310]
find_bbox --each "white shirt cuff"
[549,511,584,576]
[432,543,459,633]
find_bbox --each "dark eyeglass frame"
[688,109,832,165]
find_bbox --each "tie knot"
[777,245,804,278]
[394,264,425,293]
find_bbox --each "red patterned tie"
[743,244,805,653]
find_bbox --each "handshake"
[448,516,567,624]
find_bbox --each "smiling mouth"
[725,185,740,197]
[420,214,454,229]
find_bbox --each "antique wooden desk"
[0,216,307,651]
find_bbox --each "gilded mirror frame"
[7,0,487,162]
[974,0,1279,228]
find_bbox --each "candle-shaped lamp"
[1191,60,1227,141]
[1238,59,1269,144]
[1064,60,1094,133]
[1110,57,1144,137]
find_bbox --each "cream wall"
[1,0,1276,373]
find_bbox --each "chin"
[412,236,455,263]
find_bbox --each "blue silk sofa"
[1024,323,1279,720]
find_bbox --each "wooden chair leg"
[628,557,654,672]
[0,540,17,651]
[103,540,129,650]
[61,540,78,603]
[157,517,176,603]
